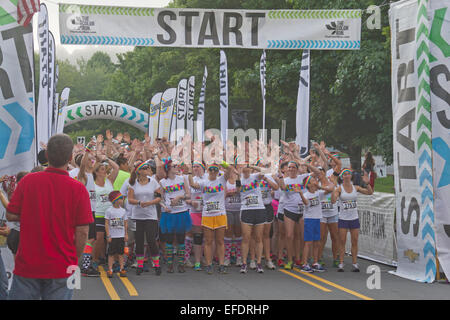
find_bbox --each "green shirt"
[113,170,131,191]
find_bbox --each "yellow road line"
[98,266,120,300]
[116,273,138,296]
[279,269,332,292]
[293,268,374,300]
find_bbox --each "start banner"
[59,4,361,50]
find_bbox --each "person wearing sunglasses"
[188,163,234,274]
[127,160,163,275]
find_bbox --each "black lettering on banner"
[396,107,416,153]
[92,104,98,115]
[157,10,177,45]
[245,13,265,46]
[223,12,243,46]
[113,105,120,117]
[99,104,106,115]
[400,196,420,236]
[2,25,33,94]
[360,210,370,236]
[85,105,92,116]
[0,47,13,100]
[198,12,220,45]
[395,19,415,59]
[188,82,195,120]
[430,64,450,129]
[179,11,199,45]
[397,60,416,102]
[106,104,113,116]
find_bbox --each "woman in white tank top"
[335,168,373,272]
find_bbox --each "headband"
[112,194,124,204]
[193,161,206,171]
[208,165,219,171]
[162,157,172,171]
[304,175,313,189]
[288,161,298,168]
[339,169,352,178]
[255,158,261,166]
[135,161,148,172]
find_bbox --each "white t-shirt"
[321,191,338,218]
[240,173,265,211]
[304,190,325,219]
[197,176,227,217]
[160,175,189,213]
[225,181,241,212]
[129,177,160,220]
[339,184,359,221]
[105,207,128,238]
[283,174,309,214]
[260,174,276,206]
[95,179,113,217]
[189,175,204,214]
[71,168,96,211]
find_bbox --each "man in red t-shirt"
[6,134,93,300]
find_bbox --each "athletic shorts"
[88,211,96,239]
[190,212,202,227]
[284,209,303,223]
[304,218,321,242]
[6,229,20,255]
[264,204,274,224]
[240,209,266,226]
[321,215,339,224]
[95,217,105,233]
[338,218,360,230]
[202,214,227,230]
[108,237,125,255]
[226,210,240,226]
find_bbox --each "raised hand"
[116,132,123,143]
[106,129,113,141]
[97,134,104,144]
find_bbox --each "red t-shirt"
[6,167,93,279]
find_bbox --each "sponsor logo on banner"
[325,21,349,37]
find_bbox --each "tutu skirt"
[160,210,192,234]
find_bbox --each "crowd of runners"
[0,130,376,281]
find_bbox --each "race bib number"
[170,198,184,208]
[261,190,270,200]
[245,195,259,207]
[342,200,357,210]
[110,218,124,228]
[205,201,220,213]
[321,201,333,210]
[229,195,240,204]
[309,197,320,207]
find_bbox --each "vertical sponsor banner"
[148,92,162,142]
[295,50,310,156]
[47,30,55,139]
[389,0,436,282]
[429,0,450,279]
[219,50,228,144]
[56,87,70,134]
[0,2,36,176]
[196,66,207,143]
[51,63,59,135]
[260,50,266,140]
[36,3,49,148]
[176,79,188,143]
[158,88,177,139]
[186,76,195,138]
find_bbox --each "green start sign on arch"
[63,101,149,132]
[59,5,361,50]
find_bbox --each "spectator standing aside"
[362,151,376,190]
[6,134,93,300]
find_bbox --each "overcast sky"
[32,0,172,57]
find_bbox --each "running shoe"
[83,266,101,277]
[218,265,228,274]
[277,259,284,267]
[178,264,186,273]
[185,259,194,268]
[205,264,214,275]
[155,266,162,276]
[266,260,276,270]
[333,259,340,268]
[224,258,231,267]
[136,268,144,275]
[240,264,248,274]
[167,264,174,273]
[249,260,257,270]
[300,264,314,273]
[338,263,345,272]
[284,261,293,270]
[312,263,326,273]
[131,261,138,269]
[107,270,113,278]
[352,263,360,272]
[194,262,202,271]
[256,264,264,273]
[236,257,243,266]
[119,270,127,278]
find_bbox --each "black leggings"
[161,232,185,245]
[135,220,159,257]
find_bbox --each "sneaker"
[155,266,162,276]
[277,259,284,267]
[284,261,293,270]
[224,258,231,267]
[333,259,340,268]
[205,264,213,275]
[236,257,243,266]
[338,263,344,272]
[300,264,314,273]
[256,263,264,273]
[167,264,174,273]
[185,259,194,268]
[249,260,257,270]
[131,261,138,269]
[178,264,186,273]
[136,268,143,275]
[312,263,326,273]
[240,264,248,274]
[266,260,276,270]
[107,270,113,278]
[194,262,202,271]
[352,263,360,272]
[218,265,227,274]
[120,270,127,277]
[82,267,100,277]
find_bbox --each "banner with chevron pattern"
[59,4,361,50]
[389,0,436,283]
[0,0,36,177]
[429,0,450,280]
[62,101,149,132]
[158,88,177,140]
[148,92,162,142]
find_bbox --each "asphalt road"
[73,248,449,301]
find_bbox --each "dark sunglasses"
[208,167,219,172]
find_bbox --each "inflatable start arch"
[62,100,149,132]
